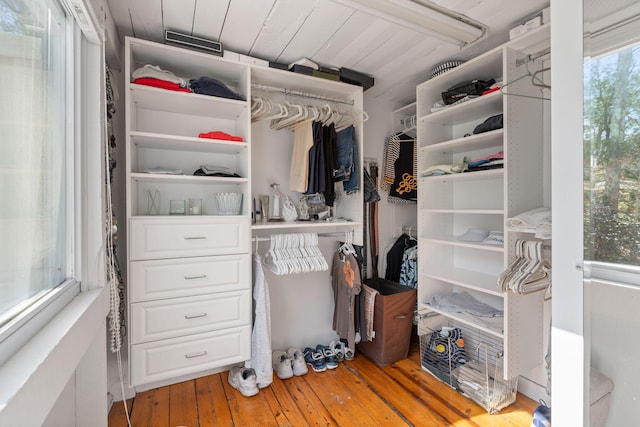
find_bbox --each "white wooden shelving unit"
[124,37,253,389]
[124,36,365,388]
[416,23,550,399]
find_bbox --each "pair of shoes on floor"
[330,340,355,362]
[303,344,340,372]
[228,366,259,397]
[273,348,308,379]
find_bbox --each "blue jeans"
[335,125,359,194]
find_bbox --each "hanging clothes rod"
[515,47,551,67]
[251,83,355,106]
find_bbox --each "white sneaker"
[228,366,259,397]
[287,347,308,376]
[272,350,294,379]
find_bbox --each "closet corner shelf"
[423,267,505,298]
[420,129,504,154]
[420,168,504,183]
[417,304,504,339]
[423,237,504,253]
[130,172,248,185]
[418,90,502,125]
[131,131,248,154]
[130,83,247,118]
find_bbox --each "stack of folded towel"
[505,207,551,239]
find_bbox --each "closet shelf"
[423,267,505,298]
[131,172,248,185]
[417,305,504,339]
[418,91,502,125]
[130,83,247,119]
[420,208,504,215]
[131,131,248,154]
[252,220,360,232]
[420,169,504,182]
[420,129,503,154]
[422,237,504,252]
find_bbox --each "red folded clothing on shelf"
[132,77,191,92]
[198,131,244,142]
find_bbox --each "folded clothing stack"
[131,64,191,92]
[505,207,551,239]
[466,151,503,172]
[189,76,245,100]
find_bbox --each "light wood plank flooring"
[109,342,537,427]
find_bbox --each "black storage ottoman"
[357,278,416,366]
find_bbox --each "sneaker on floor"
[316,344,338,369]
[330,340,345,363]
[228,366,259,397]
[287,347,308,376]
[303,347,327,372]
[272,350,294,379]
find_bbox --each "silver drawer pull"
[183,235,206,240]
[184,274,207,280]
[184,312,207,320]
[185,350,207,359]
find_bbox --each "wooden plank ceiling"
[105,0,549,106]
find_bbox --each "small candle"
[190,206,201,215]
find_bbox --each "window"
[584,43,640,267]
[0,0,78,358]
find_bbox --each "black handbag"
[441,79,495,105]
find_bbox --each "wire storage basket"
[418,312,518,414]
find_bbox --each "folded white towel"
[506,207,551,231]
[132,64,188,87]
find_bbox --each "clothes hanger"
[500,59,551,100]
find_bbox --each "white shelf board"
[252,220,360,232]
[130,84,247,118]
[421,129,504,153]
[420,169,504,182]
[423,267,504,298]
[130,214,248,220]
[420,208,504,215]
[423,237,504,253]
[130,172,248,185]
[419,91,502,125]
[131,131,247,154]
[418,303,504,338]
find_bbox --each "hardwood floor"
[109,342,537,427]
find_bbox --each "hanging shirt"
[289,120,314,192]
[245,253,273,388]
[331,251,362,351]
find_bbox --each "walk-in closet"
[6,0,639,426]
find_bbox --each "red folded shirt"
[132,77,191,92]
[482,86,501,96]
[198,131,244,142]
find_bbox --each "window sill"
[0,286,109,425]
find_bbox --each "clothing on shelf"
[428,291,504,318]
[505,207,551,239]
[189,76,245,100]
[498,240,551,295]
[384,233,417,283]
[132,77,192,92]
[131,63,188,87]
[421,158,468,177]
[246,252,273,388]
[331,249,362,352]
[198,131,244,141]
[382,132,417,204]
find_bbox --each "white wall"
[362,94,418,279]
